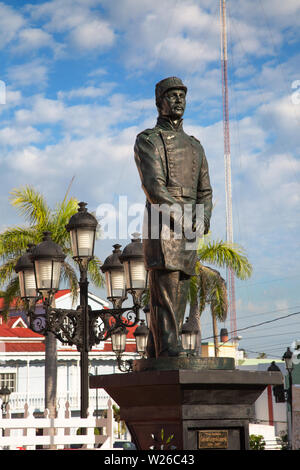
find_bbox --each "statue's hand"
[204,217,210,235]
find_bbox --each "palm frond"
[188,275,198,304]
[196,264,228,321]
[210,278,228,322]
[10,185,51,227]
[198,240,252,280]
[51,197,79,245]
[0,276,22,319]
[61,261,79,306]
[0,227,37,259]
[0,257,21,287]
[87,256,105,289]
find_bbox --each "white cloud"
[13,27,56,52]
[69,19,115,50]
[88,67,108,77]
[26,0,115,52]
[154,36,219,70]
[233,0,300,29]
[99,0,295,73]
[0,88,22,116]
[7,146,48,175]
[15,95,65,124]
[13,92,154,140]
[26,0,95,31]
[0,126,43,147]
[258,95,300,139]
[0,3,24,48]
[7,60,48,87]
[57,84,116,100]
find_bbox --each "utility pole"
[220,0,237,338]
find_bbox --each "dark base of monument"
[132,356,235,372]
[90,362,282,451]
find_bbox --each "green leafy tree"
[249,434,266,450]
[0,185,104,415]
[189,237,252,356]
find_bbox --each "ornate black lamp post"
[282,347,293,406]
[65,202,98,418]
[282,347,294,449]
[15,204,149,418]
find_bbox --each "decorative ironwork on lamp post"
[282,346,294,449]
[15,203,149,419]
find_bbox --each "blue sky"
[0,0,300,359]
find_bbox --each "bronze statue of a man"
[134,77,213,358]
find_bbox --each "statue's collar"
[156,116,183,131]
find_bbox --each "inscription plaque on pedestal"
[198,430,228,449]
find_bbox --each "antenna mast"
[220,0,237,338]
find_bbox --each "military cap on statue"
[155,77,187,106]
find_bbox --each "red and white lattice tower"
[220,0,237,337]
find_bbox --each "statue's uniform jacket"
[134,117,213,276]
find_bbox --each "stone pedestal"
[90,368,283,451]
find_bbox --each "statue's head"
[155,77,187,120]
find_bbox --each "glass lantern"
[15,245,37,299]
[181,317,199,354]
[66,202,98,262]
[133,320,149,357]
[30,232,66,300]
[101,244,126,305]
[111,327,128,357]
[119,233,147,299]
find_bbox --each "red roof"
[54,289,71,299]
[0,289,72,310]
[4,343,45,352]
[0,320,43,339]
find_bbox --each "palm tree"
[189,237,252,357]
[0,185,104,415]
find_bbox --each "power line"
[242,350,283,360]
[201,309,300,342]
[236,276,300,289]
[238,305,300,321]
[239,330,300,341]
[200,304,300,328]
